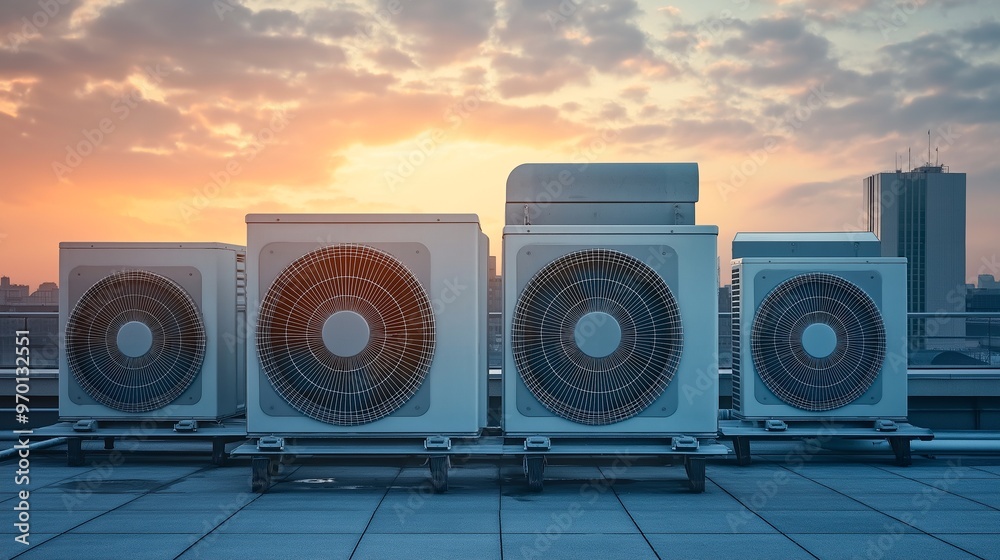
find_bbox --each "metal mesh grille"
[511,249,683,425]
[65,270,206,413]
[256,244,435,426]
[750,272,886,412]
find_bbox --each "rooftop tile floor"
[3,439,999,560]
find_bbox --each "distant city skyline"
[1,1,998,288]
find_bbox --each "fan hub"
[801,322,837,359]
[117,321,154,358]
[574,312,622,358]
[322,311,371,357]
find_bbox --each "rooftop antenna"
[927,129,931,166]
[935,147,939,166]
[908,147,911,171]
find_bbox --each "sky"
[1,0,998,289]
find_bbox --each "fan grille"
[511,249,683,425]
[256,244,435,425]
[750,272,886,411]
[65,270,206,413]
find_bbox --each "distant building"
[967,276,1000,354]
[719,284,732,369]
[864,164,967,347]
[29,282,59,306]
[0,276,30,306]
[487,256,502,368]
[0,276,59,311]
[967,279,1000,313]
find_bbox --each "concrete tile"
[242,489,384,511]
[912,479,1000,494]
[70,510,219,534]
[0,510,102,535]
[378,489,496,514]
[59,466,205,482]
[501,506,638,534]
[286,465,401,486]
[503,533,656,560]
[883,510,1000,533]
[969,465,1000,477]
[178,532,360,560]
[851,492,994,512]
[367,509,499,534]
[790,532,978,560]
[355,533,500,560]
[501,489,623,511]
[161,476,252,495]
[36,478,166,495]
[778,465,906,478]
[9,491,138,512]
[937,534,1000,560]
[805,477,940,494]
[4,533,57,555]
[950,492,1000,508]
[737,492,869,511]
[119,492,255,512]
[630,508,777,534]
[757,510,917,534]
[617,489,743,510]
[217,509,371,534]
[646,533,812,560]
[13,533,199,560]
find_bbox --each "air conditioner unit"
[59,242,247,421]
[731,232,908,420]
[503,225,720,436]
[245,214,487,436]
[503,163,718,438]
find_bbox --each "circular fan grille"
[256,244,435,425]
[750,273,886,412]
[511,249,683,425]
[65,270,206,413]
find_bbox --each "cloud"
[386,0,496,65]
[492,0,674,97]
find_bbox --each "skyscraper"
[864,163,967,348]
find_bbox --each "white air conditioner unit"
[731,233,908,420]
[503,225,720,436]
[59,242,247,421]
[245,214,487,436]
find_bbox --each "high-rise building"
[864,164,967,348]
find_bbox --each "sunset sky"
[1,0,998,289]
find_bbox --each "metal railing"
[3,310,999,371]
